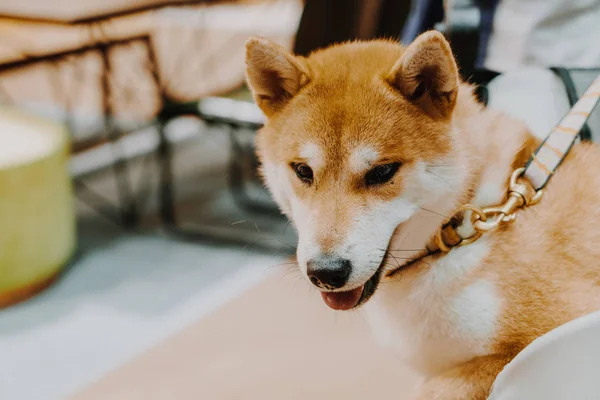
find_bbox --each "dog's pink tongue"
[321,286,363,310]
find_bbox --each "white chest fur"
[363,239,501,377]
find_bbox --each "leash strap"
[524,75,600,190]
[436,73,600,253]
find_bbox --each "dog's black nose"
[307,257,352,289]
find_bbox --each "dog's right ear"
[245,37,309,117]
[387,31,459,119]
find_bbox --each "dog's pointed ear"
[387,31,459,119]
[245,37,310,117]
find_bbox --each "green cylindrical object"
[0,106,76,307]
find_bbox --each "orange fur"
[246,32,600,399]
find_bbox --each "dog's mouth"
[320,262,385,311]
[319,247,434,311]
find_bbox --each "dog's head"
[246,32,471,310]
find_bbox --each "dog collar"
[436,74,600,252]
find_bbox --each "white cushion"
[489,310,600,399]
[486,67,571,140]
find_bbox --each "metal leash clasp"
[471,167,543,232]
[436,168,543,252]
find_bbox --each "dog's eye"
[365,162,401,186]
[292,163,314,184]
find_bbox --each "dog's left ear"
[245,37,310,117]
[387,31,459,119]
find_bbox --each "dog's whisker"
[419,206,451,220]
[269,261,299,269]
[384,248,428,252]
[427,170,458,193]
[384,255,417,260]
[377,248,426,259]
[383,250,403,269]
[279,267,301,279]
[282,220,292,236]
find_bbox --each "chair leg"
[227,125,279,215]
[157,118,177,227]
[99,43,138,227]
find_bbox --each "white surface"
[486,68,571,139]
[0,114,58,169]
[485,0,600,71]
[158,0,303,36]
[69,118,202,177]
[0,233,281,400]
[489,310,600,399]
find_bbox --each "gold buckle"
[436,168,543,252]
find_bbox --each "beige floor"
[74,269,423,400]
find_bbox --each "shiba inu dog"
[244,31,600,399]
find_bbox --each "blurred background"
[0,0,598,399]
